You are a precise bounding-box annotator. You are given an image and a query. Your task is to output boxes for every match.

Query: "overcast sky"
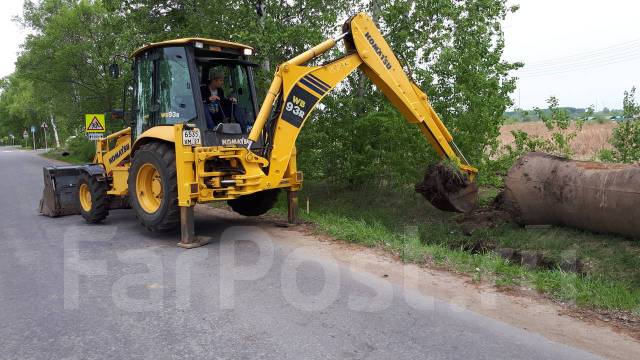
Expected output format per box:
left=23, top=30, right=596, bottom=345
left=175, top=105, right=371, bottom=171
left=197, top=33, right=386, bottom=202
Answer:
left=1, top=0, right=639, bottom=110
left=504, top=0, right=640, bottom=110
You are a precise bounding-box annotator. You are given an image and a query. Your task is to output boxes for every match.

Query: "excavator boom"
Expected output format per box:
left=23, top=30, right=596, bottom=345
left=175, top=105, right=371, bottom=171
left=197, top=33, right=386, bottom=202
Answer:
left=248, top=13, right=478, bottom=212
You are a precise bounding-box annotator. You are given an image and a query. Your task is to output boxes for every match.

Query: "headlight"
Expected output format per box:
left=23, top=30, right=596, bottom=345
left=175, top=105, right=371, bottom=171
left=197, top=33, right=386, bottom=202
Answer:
left=243, top=48, right=253, bottom=56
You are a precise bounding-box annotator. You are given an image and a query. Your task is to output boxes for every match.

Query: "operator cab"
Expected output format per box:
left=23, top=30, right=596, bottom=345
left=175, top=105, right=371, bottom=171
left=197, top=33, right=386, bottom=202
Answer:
left=131, top=38, right=262, bottom=148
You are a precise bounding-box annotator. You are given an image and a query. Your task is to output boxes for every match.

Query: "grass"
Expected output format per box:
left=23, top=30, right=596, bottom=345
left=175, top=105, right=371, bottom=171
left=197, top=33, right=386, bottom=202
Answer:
left=40, top=148, right=88, bottom=165
left=273, top=181, right=640, bottom=314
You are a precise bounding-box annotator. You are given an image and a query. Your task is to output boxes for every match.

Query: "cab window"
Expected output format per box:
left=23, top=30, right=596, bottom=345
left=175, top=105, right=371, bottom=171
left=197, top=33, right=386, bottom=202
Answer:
left=134, top=53, right=153, bottom=136
left=207, top=64, right=256, bottom=124
left=157, top=47, right=197, bottom=124
left=134, top=46, right=197, bottom=136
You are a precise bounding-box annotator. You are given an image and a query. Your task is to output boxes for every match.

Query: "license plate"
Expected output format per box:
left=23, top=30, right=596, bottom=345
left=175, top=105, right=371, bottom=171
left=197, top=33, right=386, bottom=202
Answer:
left=182, top=129, right=201, bottom=146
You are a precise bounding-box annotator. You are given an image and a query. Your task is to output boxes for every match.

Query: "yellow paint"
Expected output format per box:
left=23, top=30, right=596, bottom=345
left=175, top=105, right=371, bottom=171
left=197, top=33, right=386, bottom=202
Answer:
left=135, top=163, right=162, bottom=213
left=134, top=126, right=175, bottom=152
left=94, top=128, right=132, bottom=179
left=108, top=167, right=129, bottom=196
left=173, top=124, right=197, bottom=207
left=78, top=183, right=92, bottom=212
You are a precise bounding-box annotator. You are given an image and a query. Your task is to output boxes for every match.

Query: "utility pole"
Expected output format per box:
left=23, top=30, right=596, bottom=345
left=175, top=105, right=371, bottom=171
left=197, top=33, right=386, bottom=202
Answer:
left=41, top=122, right=49, bottom=149
left=31, top=125, right=36, bottom=150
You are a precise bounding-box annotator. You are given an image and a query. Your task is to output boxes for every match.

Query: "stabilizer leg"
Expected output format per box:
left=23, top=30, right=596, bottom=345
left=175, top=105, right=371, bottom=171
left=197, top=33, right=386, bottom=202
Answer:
left=177, top=206, right=211, bottom=249
left=287, top=190, right=299, bottom=224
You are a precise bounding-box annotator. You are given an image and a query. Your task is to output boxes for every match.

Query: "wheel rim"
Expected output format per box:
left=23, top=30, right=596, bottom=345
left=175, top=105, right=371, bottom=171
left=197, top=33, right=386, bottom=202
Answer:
left=136, top=163, right=163, bottom=214
left=79, top=183, right=92, bottom=212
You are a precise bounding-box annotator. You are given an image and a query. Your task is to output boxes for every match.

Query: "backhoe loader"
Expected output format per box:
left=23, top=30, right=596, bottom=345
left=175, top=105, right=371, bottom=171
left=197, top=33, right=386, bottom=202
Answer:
left=40, top=13, right=478, bottom=248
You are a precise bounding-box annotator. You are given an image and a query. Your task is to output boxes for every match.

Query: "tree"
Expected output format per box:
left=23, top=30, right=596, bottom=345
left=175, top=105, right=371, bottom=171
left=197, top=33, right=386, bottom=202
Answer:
left=583, top=105, right=595, bottom=121
left=601, top=88, right=640, bottom=163
left=623, top=87, right=639, bottom=119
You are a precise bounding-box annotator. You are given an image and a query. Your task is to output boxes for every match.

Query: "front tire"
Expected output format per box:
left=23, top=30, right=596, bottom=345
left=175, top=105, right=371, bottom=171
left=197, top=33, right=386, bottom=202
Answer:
left=128, top=142, right=180, bottom=231
left=77, top=173, right=109, bottom=223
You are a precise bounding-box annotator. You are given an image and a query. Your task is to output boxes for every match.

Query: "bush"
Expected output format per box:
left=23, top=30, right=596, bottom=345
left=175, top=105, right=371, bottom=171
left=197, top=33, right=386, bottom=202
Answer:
left=598, top=149, right=615, bottom=163
left=65, top=135, right=96, bottom=162
left=603, top=120, right=640, bottom=163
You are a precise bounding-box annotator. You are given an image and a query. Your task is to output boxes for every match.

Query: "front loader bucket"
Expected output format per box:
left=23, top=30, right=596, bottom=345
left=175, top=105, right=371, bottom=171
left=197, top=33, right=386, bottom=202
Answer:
left=39, top=166, right=82, bottom=217
left=415, top=162, right=479, bottom=213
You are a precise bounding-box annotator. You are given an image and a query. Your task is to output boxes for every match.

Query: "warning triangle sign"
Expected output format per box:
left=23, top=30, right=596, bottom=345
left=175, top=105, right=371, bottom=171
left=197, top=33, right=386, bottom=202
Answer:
left=87, top=116, right=105, bottom=131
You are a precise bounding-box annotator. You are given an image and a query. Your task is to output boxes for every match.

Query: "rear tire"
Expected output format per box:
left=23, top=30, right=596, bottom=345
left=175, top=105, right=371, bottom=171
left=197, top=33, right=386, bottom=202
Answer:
left=128, top=142, right=180, bottom=232
left=228, top=189, right=280, bottom=216
left=77, top=173, right=109, bottom=223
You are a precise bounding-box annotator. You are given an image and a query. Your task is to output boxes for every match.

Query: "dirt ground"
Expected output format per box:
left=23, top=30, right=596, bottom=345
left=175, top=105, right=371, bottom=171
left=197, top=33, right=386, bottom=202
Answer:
left=500, top=121, right=616, bottom=160
left=203, top=206, right=640, bottom=360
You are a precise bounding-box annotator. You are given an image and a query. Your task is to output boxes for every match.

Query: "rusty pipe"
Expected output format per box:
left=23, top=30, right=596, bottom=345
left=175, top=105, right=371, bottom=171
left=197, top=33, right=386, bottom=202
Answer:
left=503, top=152, right=640, bottom=238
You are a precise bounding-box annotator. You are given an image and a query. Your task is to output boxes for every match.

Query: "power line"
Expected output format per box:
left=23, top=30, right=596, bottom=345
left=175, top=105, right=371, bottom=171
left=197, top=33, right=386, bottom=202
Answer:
left=519, top=53, right=640, bottom=77
left=525, top=38, right=640, bottom=66
left=515, top=40, right=640, bottom=78
left=521, top=43, right=640, bottom=72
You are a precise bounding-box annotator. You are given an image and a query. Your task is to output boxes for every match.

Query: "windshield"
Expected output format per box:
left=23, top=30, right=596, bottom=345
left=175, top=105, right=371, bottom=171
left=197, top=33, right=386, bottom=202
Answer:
left=157, top=47, right=197, bottom=124
left=134, top=46, right=198, bottom=135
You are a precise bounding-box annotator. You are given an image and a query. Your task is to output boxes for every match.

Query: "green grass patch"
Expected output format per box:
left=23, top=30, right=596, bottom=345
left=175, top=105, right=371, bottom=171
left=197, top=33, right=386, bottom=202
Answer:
left=273, top=181, right=640, bottom=314
left=40, top=149, right=88, bottom=165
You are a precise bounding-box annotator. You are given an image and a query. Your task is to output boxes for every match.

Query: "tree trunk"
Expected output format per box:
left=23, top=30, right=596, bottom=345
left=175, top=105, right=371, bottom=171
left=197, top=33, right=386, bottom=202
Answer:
left=49, top=113, right=61, bottom=148
left=355, top=0, right=382, bottom=115
left=257, top=1, right=270, bottom=73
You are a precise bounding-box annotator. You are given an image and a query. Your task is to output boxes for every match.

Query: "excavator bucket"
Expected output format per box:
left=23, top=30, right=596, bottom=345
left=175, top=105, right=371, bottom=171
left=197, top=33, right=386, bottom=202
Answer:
left=415, top=162, right=479, bottom=213
left=39, top=166, right=82, bottom=217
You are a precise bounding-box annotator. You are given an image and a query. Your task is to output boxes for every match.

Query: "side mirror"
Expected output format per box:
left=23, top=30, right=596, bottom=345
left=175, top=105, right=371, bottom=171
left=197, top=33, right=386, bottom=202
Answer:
left=109, top=63, right=120, bottom=79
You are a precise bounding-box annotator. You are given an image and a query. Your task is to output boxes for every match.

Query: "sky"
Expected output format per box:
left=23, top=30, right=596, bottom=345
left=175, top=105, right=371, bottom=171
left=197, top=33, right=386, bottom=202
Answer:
left=503, top=0, right=640, bottom=110
left=0, top=0, right=639, bottom=110
left=1, top=0, right=25, bottom=80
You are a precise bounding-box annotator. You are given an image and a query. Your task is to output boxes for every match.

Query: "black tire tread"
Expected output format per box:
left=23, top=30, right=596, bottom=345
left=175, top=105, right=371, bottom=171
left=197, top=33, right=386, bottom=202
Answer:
left=78, top=173, right=110, bottom=223
left=128, top=142, right=180, bottom=232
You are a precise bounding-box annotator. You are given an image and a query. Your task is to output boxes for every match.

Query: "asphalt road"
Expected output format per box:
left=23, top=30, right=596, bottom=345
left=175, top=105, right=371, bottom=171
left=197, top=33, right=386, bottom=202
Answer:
left=0, top=149, right=602, bottom=360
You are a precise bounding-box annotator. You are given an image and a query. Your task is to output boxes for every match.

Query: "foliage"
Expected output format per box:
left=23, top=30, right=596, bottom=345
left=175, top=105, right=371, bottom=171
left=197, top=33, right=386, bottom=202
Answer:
left=623, top=87, right=639, bottom=119
left=600, top=120, right=640, bottom=163
left=481, top=96, right=584, bottom=186
left=1, top=0, right=520, bottom=192
left=582, top=105, right=595, bottom=121
left=599, top=87, right=640, bottom=163
left=66, top=135, right=97, bottom=162
left=532, top=96, right=583, bottom=157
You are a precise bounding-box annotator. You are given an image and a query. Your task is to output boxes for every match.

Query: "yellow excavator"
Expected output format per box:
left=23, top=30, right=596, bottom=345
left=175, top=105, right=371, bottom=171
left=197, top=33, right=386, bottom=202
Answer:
left=40, top=13, right=478, bottom=248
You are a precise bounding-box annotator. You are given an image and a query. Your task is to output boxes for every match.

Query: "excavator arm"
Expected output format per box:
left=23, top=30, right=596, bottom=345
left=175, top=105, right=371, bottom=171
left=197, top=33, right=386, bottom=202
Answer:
left=247, top=12, right=478, bottom=212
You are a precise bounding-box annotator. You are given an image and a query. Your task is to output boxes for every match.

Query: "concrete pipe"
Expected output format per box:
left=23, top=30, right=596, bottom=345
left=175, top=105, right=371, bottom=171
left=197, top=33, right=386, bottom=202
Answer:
left=502, top=152, right=640, bottom=239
